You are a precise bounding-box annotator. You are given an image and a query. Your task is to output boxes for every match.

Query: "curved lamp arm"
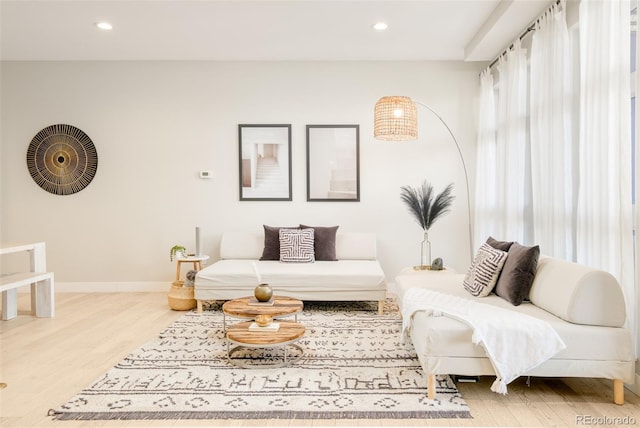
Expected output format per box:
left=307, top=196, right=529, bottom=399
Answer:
left=414, top=100, right=474, bottom=264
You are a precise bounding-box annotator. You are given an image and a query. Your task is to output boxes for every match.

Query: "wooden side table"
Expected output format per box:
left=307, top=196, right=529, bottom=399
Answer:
left=395, top=265, right=460, bottom=313
left=169, top=255, right=209, bottom=311
left=175, top=255, right=210, bottom=281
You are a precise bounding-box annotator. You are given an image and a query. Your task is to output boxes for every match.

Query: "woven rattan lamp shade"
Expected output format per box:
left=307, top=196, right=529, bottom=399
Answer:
left=374, top=96, right=418, bottom=141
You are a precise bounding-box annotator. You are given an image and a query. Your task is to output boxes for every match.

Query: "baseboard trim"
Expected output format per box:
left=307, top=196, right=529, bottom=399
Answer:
left=55, top=281, right=170, bottom=292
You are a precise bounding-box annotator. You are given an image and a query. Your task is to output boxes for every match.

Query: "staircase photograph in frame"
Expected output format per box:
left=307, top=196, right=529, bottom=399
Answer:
left=239, top=124, right=292, bottom=201
left=306, top=124, right=360, bottom=202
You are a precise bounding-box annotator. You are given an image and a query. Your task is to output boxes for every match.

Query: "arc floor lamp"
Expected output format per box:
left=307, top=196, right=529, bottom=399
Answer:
left=373, top=95, right=473, bottom=264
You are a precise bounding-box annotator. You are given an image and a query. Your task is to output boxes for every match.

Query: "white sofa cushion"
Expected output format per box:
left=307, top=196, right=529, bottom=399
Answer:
left=529, top=257, right=626, bottom=327
left=196, top=259, right=257, bottom=287
left=196, top=259, right=386, bottom=292
left=220, top=232, right=264, bottom=260
left=335, top=233, right=377, bottom=260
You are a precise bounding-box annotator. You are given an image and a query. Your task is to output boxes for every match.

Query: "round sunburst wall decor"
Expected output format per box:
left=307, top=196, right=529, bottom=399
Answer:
left=26, top=124, right=98, bottom=195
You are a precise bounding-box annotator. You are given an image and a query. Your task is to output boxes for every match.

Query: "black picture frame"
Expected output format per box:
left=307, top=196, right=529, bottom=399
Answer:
left=239, top=124, right=292, bottom=201
left=306, top=124, right=360, bottom=202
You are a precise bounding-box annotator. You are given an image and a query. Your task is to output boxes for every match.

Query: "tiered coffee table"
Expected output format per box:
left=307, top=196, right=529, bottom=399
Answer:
left=226, top=321, right=305, bottom=368
left=222, top=296, right=305, bottom=368
left=221, top=295, right=303, bottom=330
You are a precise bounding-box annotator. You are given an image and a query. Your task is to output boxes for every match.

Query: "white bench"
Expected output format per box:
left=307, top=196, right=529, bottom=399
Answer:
left=1, top=243, right=55, bottom=320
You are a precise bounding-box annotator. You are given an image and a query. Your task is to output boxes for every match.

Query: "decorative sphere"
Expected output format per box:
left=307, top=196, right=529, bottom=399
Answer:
left=431, top=257, right=444, bottom=271
left=254, top=283, right=273, bottom=302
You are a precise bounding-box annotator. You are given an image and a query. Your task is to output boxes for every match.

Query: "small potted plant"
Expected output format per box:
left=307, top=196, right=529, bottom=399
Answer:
left=169, top=245, right=187, bottom=261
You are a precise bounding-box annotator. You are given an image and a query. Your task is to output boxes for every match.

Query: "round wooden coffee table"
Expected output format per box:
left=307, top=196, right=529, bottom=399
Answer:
left=222, top=295, right=303, bottom=330
left=226, top=321, right=305, bottom=368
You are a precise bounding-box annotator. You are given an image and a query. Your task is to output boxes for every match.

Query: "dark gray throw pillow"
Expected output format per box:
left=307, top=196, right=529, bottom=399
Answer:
left=494, top=243, right=540, bottom=306
left=486, top=236, right=514, bottom=252
left=300, top=224, right=339, bottom=261
left=259, top=225, right=299, bottom=260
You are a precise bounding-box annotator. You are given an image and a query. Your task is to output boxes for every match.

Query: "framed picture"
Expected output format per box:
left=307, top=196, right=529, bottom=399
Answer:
left=239, top=124, right=292, bottom=201
left=306, top=124, right=360, bottom=202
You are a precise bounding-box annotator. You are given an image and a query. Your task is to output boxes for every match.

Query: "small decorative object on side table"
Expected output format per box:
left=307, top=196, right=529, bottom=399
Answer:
left=431, top=257, right=444, bottom=270
left=169, top=245, right=187, bottom=261
left=413, top=258, right=445, bottom=271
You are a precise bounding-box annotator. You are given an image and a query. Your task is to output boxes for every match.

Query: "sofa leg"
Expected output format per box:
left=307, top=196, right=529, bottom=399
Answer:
left=196, top=300, right=203, bottom=314
left=613, top=379, right=624, bottom=405
left=427, top=374, right=436, bottom=400
left=378, top=300, right=384, bottom=315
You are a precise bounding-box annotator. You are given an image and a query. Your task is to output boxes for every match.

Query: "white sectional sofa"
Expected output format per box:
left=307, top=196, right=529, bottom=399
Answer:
left=194, top=231, right=387, bottom=313
left=396, top=256, right=634, bottom=405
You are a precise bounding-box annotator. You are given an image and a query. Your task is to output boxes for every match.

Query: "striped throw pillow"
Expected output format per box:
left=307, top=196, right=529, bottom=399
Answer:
left=279, top=228, right=315, bottom=263
left=463, top=243, right=508, bottom=297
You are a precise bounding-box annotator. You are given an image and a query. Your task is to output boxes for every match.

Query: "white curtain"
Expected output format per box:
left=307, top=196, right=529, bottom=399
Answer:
left=530, top=0, right=575, bottom=260
left=495, top=39, right=530, bottom=243
left=474, top=69, right=498, bottom=250
left=577, top=0, right=634, bottom=336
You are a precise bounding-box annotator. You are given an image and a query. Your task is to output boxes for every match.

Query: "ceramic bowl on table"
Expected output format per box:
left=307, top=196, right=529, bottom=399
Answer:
left=255, top=314, right=273, bottom=327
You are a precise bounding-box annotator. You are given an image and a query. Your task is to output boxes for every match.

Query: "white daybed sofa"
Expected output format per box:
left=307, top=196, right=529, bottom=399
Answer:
left=194, top=231, right=387, bottom=313
left=396, top=256, right=634, bottom=405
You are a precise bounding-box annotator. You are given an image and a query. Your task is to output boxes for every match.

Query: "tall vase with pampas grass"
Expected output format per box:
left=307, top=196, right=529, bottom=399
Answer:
left=400, top=181, right=455, bottom=268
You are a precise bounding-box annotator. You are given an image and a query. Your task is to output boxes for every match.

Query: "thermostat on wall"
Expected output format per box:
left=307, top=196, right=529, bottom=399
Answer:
left=199, top=171, right=213, bottom=179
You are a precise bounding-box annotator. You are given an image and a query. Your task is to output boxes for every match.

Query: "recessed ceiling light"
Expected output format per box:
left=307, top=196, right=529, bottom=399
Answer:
left=373, top=22, right=388, bottom=31
left=95, top=22, right=113, bottom=30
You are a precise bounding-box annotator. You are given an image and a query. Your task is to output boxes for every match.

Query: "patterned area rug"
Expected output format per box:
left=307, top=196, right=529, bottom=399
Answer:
left=51, top=300, right=471, bottom=420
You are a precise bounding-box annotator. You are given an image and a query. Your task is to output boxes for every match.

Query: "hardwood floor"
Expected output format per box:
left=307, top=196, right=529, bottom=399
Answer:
left=1, top=292, right=639, bottom=427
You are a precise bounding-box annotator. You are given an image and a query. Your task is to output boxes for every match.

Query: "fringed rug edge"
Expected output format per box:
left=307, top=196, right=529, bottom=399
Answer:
left=49, top=409, right=473, bottom=421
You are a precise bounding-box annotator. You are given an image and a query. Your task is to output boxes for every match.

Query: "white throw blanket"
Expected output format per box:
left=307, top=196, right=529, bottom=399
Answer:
left=401, top=288, right=566, bottom=394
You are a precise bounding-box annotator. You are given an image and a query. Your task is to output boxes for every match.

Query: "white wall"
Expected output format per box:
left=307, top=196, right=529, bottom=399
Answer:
left=0, top=60, right=483, bottom=289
